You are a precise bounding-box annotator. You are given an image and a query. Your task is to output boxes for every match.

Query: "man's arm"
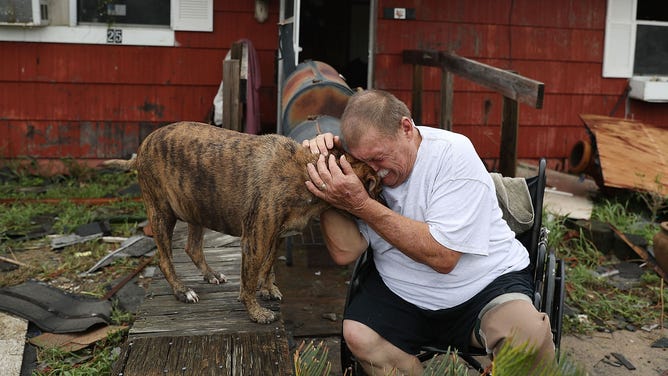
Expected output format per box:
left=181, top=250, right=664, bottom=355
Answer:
left=307, top=153, right=461, bottom=273
left=348, top=197, right=461, bottom=274
left=318, top=209, right=368, bottom=265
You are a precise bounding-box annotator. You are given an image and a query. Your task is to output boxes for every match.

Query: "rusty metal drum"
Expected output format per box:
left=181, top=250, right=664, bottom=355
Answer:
left=281, top=60, right=353, bottom=136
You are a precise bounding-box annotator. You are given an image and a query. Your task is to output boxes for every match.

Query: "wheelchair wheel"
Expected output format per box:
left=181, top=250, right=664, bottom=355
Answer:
left=553, top=259, right=565, bottom=354
left=543, top=251, right=556, bottom=319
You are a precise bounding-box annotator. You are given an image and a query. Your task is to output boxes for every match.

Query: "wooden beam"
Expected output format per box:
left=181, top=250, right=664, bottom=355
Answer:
left=223, top=59, right=241, bottom=132
left=499, top=96, right=520, bottom=177
left=441, top=69, right=453, bottom=130
left=403, top=50, right=544, bottom=109
left=411, top=64, right=423, bottom=126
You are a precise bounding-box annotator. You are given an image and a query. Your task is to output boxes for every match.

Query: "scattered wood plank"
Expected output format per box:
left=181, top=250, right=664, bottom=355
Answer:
left=609, top=224, right=667, bottom=282
left=579, top=114, right=668, bottom=195
left=112, top=223, right=291, bottom=375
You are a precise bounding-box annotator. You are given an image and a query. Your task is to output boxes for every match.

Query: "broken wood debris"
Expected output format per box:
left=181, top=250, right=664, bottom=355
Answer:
left=609, top=224, right=667, bottom=281
left=80, top=235, right=155, bottom=276
left=578, top=114, right=668, bottom=195
left=29, top=325, right=128, bottom=352
left=50, top=233, right=103, bottom=250
left=0, top=255, right=30, bottom=268
left=610, top=352, right=636, bottom=370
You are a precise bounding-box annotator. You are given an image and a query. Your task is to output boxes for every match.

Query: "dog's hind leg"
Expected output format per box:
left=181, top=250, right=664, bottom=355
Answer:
left=185, top=224, right=227, bottom=284
left=146, top=203, right=199, bottom=303
left=239, top=238, right=277, bottom=324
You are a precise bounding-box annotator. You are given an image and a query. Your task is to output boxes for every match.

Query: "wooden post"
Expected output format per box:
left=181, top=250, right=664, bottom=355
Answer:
left=223, top=59, right=241, bottom=131
left=411, top=64, right=423, bottom=126
left=440, top=69, right=453, bottom=130
left=499, top=96, right=519, bottom=177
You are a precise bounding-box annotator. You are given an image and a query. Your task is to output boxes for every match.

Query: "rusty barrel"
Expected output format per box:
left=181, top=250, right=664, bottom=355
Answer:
left=281, top=60, right=353, bottom=136
left=286, top=115, right=342, bottom=144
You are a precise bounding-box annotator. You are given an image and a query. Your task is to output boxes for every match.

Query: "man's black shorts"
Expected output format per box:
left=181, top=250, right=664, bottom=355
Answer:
left=343, top=262, right=533, bottom=355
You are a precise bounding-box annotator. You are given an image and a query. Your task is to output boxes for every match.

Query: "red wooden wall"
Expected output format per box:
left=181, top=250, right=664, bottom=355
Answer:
left=0, top=0, right=280, bottom=172
left=1, top=0, right=666, bottom=174
left=373, top=0, right=668, bottom=169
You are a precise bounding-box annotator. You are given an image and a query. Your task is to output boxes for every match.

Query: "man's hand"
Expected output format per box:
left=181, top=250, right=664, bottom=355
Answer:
left=302, top=133, right=341, bottom=156
left=306, top=154, right=372, bottom=215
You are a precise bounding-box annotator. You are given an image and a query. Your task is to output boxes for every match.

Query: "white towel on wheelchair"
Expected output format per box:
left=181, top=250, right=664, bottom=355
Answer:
left=490, top=173, right=534, bottom=234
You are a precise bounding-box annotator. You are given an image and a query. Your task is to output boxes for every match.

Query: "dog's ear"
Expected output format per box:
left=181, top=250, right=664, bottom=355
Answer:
left=329, top=146, right=344, bottom=159
left=363, top=173, right=382, bottom=200
left=362, top=171, right=383, bottom=201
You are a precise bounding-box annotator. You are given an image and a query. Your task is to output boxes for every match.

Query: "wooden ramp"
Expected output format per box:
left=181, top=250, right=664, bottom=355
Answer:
left=111, top=223, right=292, bottom=375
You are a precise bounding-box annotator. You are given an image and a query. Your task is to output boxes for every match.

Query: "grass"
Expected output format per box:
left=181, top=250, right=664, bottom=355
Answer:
left=0, top=161, right=147, bottom=374
left=543, top=209, right=667, bottom=334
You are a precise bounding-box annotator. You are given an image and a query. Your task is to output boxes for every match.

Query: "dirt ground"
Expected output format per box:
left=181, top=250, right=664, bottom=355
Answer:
left=561, top=329, right=668, bottom=376
left=277, top=242, right=668, bottom=376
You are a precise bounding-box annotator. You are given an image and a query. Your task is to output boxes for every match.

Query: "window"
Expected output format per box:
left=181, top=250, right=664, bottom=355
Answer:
left=78, top=0, right=171, bottom=27
left=603, top=0, right=668, bottom=77
left=0, top=0, right=212, bottom=46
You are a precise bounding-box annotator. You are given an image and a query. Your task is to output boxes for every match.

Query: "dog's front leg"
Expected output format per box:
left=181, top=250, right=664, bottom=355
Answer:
left=239, top=239, right=277, bottom=324
left=258, top=242, right=282, bottom=301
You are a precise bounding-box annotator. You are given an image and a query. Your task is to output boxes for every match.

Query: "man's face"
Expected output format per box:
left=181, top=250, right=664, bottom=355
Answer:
left=348, top=120, right=418, bottom=188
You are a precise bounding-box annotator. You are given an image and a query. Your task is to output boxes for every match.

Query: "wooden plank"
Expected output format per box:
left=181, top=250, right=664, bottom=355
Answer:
left=499, top=97, right=520, bottom=176
left=115, top=223, right=292, bottom=374
left=117, top=330, right=290, bottom=374
left=441, top=69, right=453, bottom=130
left=411, top=64, right=423, bottom=125
left=402, top=50, right=544, bottom=109
left=579, top=114, right=668, bottom=195
left=223, top=59, right=241, bottom=131
left=120, top=336, right=173, bottom=376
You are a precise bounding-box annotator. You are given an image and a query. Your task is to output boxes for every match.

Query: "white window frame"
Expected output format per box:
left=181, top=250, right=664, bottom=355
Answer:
left=603, top=0, right=668, bottom=78
left=0, top=0, right=213, bottom=46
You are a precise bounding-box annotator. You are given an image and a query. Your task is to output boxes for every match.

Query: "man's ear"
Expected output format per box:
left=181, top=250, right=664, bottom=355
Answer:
left=400, top=117, right=414, bottom=135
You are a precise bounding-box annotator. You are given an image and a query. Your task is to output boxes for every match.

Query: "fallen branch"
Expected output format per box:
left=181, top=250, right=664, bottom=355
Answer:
left=102, top=256, right=154, bottom=301
left=0, top=255, right=31, bottom=268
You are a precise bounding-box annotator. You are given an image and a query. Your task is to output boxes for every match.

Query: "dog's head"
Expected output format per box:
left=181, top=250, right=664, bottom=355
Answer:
left=329, top=148, right=383, bottom=200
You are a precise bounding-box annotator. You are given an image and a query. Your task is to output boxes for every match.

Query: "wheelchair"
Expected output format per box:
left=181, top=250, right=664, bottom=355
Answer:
left=340, top=158, right=565, bottom=374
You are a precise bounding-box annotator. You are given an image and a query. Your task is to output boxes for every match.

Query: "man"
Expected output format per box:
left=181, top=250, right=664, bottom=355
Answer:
left=303, top=89, right=554, bottom=375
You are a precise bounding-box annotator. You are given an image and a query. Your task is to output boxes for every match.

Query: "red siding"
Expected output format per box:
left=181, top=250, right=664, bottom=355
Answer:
left=0, top=0, right=280, bottom=170
left=1, top=0, right=667, bottom=174
left=374, top=0, right=668, bottom=167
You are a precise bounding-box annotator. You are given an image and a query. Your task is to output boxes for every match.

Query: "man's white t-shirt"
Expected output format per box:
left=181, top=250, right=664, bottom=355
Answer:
left=358, top=126, right=529, bottom=311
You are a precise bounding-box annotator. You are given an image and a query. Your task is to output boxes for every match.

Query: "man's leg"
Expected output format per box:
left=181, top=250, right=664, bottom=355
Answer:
left=343, top=319, right=423, bottom=376
left=478, top=299, right=555, bottom=363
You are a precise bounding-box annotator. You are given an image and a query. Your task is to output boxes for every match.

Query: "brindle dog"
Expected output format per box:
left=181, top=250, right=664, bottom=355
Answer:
left=105, top=121, right=381, bottom=323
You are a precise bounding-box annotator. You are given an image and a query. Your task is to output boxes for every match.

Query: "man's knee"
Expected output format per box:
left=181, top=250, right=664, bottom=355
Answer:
left=343, top=319, right=375, bottom=354
left=479, top=299, right=555, bottom=361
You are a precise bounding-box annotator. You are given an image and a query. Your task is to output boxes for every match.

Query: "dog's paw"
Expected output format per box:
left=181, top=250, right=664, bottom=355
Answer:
left=249, top=307, right=277, bottom=324
left=204, top=272, right=227, bottom=285
left=175, top=289, right=199, bottom=303
left=259, top=285, right=283, bottom=301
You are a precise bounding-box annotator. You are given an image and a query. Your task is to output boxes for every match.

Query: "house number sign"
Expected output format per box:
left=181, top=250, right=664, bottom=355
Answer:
left=107, top=29, right=123, bottom=44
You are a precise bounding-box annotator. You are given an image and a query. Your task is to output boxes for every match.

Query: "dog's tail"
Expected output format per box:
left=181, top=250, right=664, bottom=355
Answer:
left=100, top=154, right=137, bottom=171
